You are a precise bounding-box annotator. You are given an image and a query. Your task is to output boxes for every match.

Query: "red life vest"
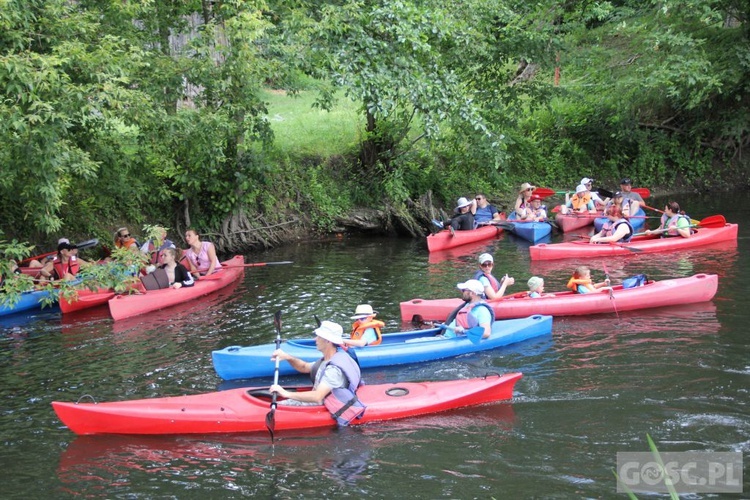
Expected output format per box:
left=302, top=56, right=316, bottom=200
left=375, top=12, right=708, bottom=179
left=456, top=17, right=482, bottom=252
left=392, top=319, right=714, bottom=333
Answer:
left=52, top=257, right=79, bottom=280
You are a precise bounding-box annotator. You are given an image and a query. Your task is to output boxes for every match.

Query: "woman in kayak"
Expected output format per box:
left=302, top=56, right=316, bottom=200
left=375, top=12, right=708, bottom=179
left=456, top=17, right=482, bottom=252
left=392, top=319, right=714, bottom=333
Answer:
left=343, top=304, right=384, bottom=347
left=158, top=248, right=194, bottom=289
left=567, top=266, right=610, bottom=294
left=589, top=205, right=634, bottom=244
left=645, top=201, right=692, bottom=238
left=114, top=227, right=139, bottom=252
left=473, top=253, right=515, bottom=300
left=270, top=321, right=366, bottom=426
left=513, top=182, right=536, bottom=220
left=184, top=229, right=222, bottom=277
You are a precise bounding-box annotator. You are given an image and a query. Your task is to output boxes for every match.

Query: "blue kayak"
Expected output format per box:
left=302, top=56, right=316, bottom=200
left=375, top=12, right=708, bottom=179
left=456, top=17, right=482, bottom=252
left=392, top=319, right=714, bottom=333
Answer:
left=212, top=314, right=553, bottom=380
left=0, top=289, right=52, bottom=317
left=594, top=207, right=646, bottom=232
left=503, top=213, right=553, bottom=243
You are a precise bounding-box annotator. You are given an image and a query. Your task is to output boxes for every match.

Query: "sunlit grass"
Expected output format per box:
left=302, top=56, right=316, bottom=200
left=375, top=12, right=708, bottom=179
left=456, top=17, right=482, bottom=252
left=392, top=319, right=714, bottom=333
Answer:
left=261, top=89, right=362, bottom=158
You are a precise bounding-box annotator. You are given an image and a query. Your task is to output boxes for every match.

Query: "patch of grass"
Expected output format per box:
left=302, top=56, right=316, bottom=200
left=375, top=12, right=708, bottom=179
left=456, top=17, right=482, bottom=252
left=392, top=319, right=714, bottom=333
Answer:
left=261, top=90, right=362, bottom=158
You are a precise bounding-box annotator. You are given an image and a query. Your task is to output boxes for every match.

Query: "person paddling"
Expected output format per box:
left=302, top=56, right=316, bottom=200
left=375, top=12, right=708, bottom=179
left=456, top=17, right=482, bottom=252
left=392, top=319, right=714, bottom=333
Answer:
left=590, top=205, right=634, bottom=244
left=645, top=201, right=692, bottom=238
left=566, top=266, right=610, bottom=294
left=270, top=321, right=366, bottom=426
left=444, top=279, right=494, bottom=340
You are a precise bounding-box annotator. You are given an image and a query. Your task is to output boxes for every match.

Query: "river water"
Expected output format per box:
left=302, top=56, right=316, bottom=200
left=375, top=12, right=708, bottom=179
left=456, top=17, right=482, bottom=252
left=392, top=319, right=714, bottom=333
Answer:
left=1, top=193, right=748, bottom=498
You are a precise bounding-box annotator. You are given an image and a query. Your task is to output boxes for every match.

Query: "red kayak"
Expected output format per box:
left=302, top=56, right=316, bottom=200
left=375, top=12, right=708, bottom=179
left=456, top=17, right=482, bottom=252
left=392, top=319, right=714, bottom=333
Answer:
left=59, top=288, right=116, bottom=314
left=554, top=212, right=601, bottom=232
left=427, top=214, right=506, bottom=252
left=108, top=256, right=245, bottom=321
left=400, top=274, right=718, bottom=321
left=52, top=373, right=522, bottom=435
left=529, top=224, right=737, bottom=261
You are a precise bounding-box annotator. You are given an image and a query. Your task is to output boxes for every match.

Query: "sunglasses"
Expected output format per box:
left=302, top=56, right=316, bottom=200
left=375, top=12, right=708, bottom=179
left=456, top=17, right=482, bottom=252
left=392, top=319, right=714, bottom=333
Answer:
left=526, top=188, right=534, bottom=191
left=480, top=262, right=493, bottom=267
left=120, top=233, right=130, bottom=238
left=475, top=197, right=483, bottom=201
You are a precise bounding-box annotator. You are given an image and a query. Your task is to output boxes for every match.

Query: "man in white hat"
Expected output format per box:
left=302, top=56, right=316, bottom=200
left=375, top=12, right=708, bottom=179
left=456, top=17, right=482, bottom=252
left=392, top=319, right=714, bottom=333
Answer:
left=444, top=279, right=495, bottom=340
left=344, top=304, right=385, bottom=347
left=270, top=321, right=365, bottom=425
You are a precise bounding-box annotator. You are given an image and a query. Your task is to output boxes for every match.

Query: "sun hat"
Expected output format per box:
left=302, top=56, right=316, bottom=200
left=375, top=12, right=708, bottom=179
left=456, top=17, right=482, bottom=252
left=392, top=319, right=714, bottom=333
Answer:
left=457, top=279, right=484, bottom=295
left=527, top=276, right=544, bottom=292
left=519, top=182, right=536, bottom=193
left=455, top=197, right=472, bottom=209
left=478, top=253, right=493, bottom=265
left=620, top=178, right=632, bottom=185
left=314, top=321, right=344, bottom=345
left=580, top=177, right=593, bottom=185
left=351, top=304, right=377, bottom=319
left=575, top=184, right=588, bottom=194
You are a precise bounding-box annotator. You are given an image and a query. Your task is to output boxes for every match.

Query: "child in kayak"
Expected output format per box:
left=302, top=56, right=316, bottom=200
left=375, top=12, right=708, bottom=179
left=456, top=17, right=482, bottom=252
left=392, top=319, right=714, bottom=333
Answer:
left=566, top=266, right=610, bottom=294
left=527, top=276, right=555, bottom=298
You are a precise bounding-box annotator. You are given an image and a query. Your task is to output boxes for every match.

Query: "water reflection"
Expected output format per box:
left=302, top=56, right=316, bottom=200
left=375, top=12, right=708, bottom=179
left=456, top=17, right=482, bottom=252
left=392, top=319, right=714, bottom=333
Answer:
left=57, top=403, right=517, bottom=494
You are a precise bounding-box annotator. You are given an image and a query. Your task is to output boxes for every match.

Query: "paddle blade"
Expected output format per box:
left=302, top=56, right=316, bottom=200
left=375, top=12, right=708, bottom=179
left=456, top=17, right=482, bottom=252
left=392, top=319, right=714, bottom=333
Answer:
left=265, top=402, right=277, bottom=442
left=533, top=187, right=556, bottom=199
left=273, top=310, right=282, bottom=336
left=465, top=326, right=486, bottom=344
left=597, top=188, right=614, bottom=199
left=698, top=215, right=726, bottom=228
left=314, top=314, right=322, bottom=327
left=633, top=188, right=650, bottom=199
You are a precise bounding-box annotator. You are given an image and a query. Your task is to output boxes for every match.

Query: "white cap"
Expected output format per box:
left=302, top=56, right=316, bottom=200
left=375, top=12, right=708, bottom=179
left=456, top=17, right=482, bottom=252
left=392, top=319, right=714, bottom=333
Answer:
left=575, top=184, right=588, bottom=194
left=457, top=279, right=484, bottom=295
left=478, top=253, right=493, bottom=265
left=580, top=177, right=593, bottom=185
left=314, top=321, right=344, bottom=345
left=57, top=238, right=70, bottom=245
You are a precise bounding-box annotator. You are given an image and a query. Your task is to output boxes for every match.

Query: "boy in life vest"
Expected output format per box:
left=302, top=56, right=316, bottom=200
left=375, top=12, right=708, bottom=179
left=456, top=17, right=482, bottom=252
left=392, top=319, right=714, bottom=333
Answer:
left=343, top=304, right=384, bottom=347
left=270, top=321, right=366, bottom=426
left=566, top=266, right=610, bottom=294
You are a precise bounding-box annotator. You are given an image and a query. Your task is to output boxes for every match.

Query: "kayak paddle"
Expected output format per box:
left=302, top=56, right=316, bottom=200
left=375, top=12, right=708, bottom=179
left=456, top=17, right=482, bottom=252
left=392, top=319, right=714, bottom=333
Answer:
left=596, top=187, right=649, bottom=199
left=265, top=310, right=283, bottom=442
left=632, top=215, right=726, bottom=237
left=436, top=323, right=486, bottom=345
left=19, top=238, right=100, bottom=265
left=532, top=187, right=557, bottom=199
left=602, top=263, right=619, bottom=320
left=224, top=261, right=293, bottom=268
left=640, top=204, right=707, bottom=225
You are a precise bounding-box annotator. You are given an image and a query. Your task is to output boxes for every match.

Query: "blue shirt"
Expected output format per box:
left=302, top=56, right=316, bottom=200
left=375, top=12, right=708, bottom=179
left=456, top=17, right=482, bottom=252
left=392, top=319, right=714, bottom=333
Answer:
left=474, top=204, right=499, bottom=223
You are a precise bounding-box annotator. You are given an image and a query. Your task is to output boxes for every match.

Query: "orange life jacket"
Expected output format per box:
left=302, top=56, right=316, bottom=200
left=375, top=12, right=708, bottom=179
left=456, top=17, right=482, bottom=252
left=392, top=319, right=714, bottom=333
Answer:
left=566, top=276, right=595, bottom=293
left=570, top=193, right=592, bottom=211
left=350, top=319, right=385, bottom=346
